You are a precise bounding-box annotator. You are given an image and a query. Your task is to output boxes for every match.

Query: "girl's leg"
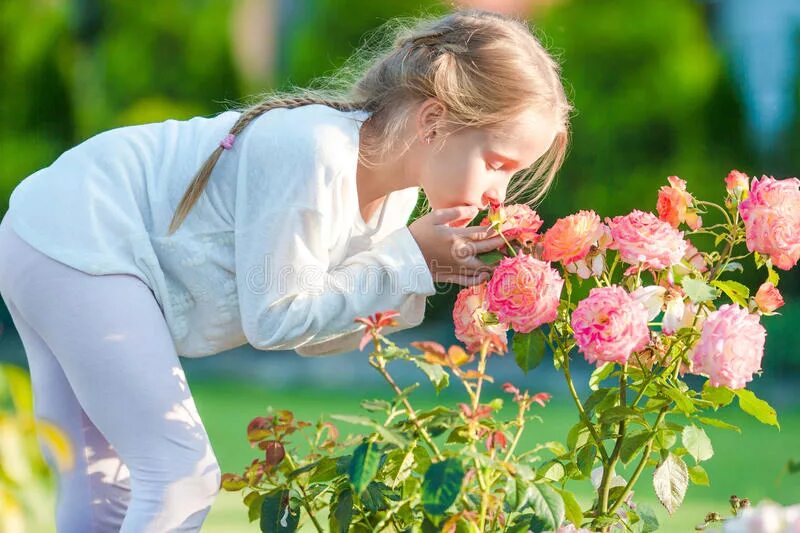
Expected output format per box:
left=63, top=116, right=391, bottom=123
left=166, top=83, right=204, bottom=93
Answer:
left=0, top=220, right=221, bottom=532
left=6, top=298, right=132, bottom=532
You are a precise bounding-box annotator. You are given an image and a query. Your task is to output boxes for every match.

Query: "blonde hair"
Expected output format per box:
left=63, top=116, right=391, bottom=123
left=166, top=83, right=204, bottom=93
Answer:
left=167, top=8, right=572, bottom=235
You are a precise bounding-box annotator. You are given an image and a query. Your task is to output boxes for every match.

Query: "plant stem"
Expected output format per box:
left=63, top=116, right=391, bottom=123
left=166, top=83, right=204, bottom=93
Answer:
left=284, top=453, right=325, bottom=532
left=696, top=200, right=733, bottom=227
left=369, top=341, right=444, bottom=461
left=560, top=344, right=610, bottom=463
left=472, top=341, right=490, bottom=412
left=598, top=364, right=628, bottom=520
left=605, top=405, right=670, bottom=518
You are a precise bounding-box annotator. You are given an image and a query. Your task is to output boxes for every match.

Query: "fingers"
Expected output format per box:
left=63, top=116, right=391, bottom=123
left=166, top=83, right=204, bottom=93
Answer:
left=430, top=206, right=479, bottom=226
left=454, top=225, right=498, bottom=239
left=469, top=234, right=508, bottom=254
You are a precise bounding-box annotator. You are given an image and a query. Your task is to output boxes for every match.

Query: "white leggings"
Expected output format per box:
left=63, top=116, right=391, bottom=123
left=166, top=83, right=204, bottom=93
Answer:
left=0, top=214, right=221, bottom=532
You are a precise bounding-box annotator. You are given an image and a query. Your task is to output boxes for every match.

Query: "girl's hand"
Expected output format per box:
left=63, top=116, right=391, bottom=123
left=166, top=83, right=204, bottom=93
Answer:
left=408, top=206, right=506, bottom=286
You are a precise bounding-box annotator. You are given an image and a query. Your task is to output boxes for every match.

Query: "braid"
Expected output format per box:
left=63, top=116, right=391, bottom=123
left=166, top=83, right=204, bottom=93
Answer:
left=166, top=95, right=362, bottom=235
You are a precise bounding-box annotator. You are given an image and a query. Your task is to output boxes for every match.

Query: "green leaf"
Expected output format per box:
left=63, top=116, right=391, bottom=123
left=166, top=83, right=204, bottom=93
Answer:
left=523, top=482, right=565, bottom=532
left=681, top=425, right=713, bottom=463
left=329, top=486, right=353, bottom=533
left=735, top=389, right=780, bottom=429
left=701, top=383, right=735, bottom=409
left=555, top=488, right=583, bottom=531
left=620, top=431, right=652, bottom=465
left=681, top=277, right=719, bottom=304
left=711, top=280, right=750, bottom=308
left=512, top=330, right=546, bottom=374
left=478, top=250, right=505, bottom=266
left=537, top=460, right=566, bottom=483
left=652, top=453, right=689, bottom=515
left=583, top=388, right=614, bottom=417
left=599, top=406, right=643, bottom=425
left=330, top=415, right=409, bottom=447
left=422, top=458, right=465, bottom=516
left=361, top=482, right=392, bottom=512
left=247, top=492, right=267, bottom=523
left=637, top=503, right=660, bottom=532
left=663, top=387, right=696, bottom=415
left=360, top=399, right=392, bottom=413
left=767, top=266, right=780, bottom=286
left=688, top=464, right=710, bottom=486
left=347, top=441, right=382, bottom=496
left=696, top=416, right=741, bottom=434
left=260, top=489, right=300, bottom=532
left=413, top=359, right=450, bottom=394
left=576, top=444, right=596, bottom=478
left=589, top=363, right=615, bottom=391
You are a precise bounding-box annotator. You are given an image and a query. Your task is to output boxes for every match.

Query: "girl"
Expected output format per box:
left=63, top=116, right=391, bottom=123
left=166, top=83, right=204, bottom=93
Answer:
left=0, top=8, right=570, bottom=532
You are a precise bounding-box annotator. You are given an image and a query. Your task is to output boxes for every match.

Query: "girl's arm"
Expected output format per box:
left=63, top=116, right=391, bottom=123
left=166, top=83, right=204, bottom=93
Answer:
left=235, top=205, right=435, bottom=356
left=233, top=108, right=435, bottom=356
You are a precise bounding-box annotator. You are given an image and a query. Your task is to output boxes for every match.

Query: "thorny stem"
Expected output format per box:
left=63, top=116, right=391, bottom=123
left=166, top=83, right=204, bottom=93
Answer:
left=369, top=336, right=444, bottom=461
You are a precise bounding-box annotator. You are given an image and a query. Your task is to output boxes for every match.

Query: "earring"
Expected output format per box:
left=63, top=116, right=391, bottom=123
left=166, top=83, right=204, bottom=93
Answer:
left=424, top=131, right=435, bottom=144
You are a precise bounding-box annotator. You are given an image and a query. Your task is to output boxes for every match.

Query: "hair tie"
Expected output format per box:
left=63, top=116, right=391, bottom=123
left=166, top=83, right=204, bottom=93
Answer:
left=220, top=133, right=236, bottom=150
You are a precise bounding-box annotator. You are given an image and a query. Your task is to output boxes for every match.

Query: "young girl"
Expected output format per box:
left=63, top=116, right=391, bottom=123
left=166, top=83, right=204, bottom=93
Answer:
left=0, top=8, right=570, bottom=532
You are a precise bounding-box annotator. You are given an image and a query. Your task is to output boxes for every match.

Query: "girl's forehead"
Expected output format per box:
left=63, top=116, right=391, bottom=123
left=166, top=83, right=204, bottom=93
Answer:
left=486, top=110, right=559, bottom=163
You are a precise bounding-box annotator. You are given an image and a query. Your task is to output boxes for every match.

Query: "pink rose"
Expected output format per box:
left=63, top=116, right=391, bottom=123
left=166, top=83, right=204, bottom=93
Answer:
left=605, top=210, right=688, bottom=273
left=480, top=203, right=543, bottom=247
left=673, top=240, right=708, bottom=276
left=452, top=282, right=509, bottom=354
left=541, top=210, right=605, bottom=264
left=738, top=175, right=800, bottom=270
left=485, top=254, right=563, bottom=334
left=689, top=304, right=766, bottom=389
left=571, top=286, right=651, bottom=366
left=657, top=175, right=702, bottom=230
left=754, top=282, right=784, bottom=314
left=725, top=169, right=750, bottom=198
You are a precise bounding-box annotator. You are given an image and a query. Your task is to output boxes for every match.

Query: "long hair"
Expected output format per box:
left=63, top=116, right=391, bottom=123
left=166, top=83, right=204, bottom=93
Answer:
left=167, top=8, right=573, bottom=235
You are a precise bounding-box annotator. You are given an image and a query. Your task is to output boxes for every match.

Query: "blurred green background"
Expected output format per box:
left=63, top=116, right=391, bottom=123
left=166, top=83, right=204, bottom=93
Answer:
left=1, top=0, right=799, bottom=530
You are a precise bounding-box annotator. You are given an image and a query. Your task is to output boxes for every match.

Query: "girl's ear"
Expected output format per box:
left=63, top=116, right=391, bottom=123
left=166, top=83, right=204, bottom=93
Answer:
left=415, top=97, right=446, bottom=143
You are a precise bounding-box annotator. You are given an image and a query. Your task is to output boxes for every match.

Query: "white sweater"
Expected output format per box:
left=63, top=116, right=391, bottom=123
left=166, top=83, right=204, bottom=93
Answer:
left=5, top=104, right=436, bottom=357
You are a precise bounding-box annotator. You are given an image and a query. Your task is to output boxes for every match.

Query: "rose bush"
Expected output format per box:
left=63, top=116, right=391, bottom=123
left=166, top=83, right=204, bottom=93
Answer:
left=221, top=170, right=798, bottom=532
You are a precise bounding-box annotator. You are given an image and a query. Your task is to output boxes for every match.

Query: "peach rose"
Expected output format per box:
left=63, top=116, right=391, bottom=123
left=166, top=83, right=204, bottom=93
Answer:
left=571, top=286, right=651, bottom=366
left=738, top=175, right=800, bottom=270
left=657, top=175, right=702, bottom=230
left=541, top=210, right=605, bottom=265
left=563, top=223, right=613, bottom=280
left=452, top=282, right=509, bottom=354
left=689, top=304, right=766, bottom=389
left=754, top=282, right=784, bottom=314
left=485, top=254, right=563, bottom=334
left=605, top=210, right=688, bottom=273
left=480, top=203, right=543, bottom=247
left=725, top=169, right=750, bottom=199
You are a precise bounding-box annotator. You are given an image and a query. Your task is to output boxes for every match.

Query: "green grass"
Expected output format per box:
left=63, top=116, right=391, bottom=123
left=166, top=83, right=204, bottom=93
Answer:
left=193, top=380, right=800, bottom=532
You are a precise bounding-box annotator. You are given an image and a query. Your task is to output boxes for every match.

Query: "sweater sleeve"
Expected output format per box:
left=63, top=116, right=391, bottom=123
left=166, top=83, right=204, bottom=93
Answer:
left=233, top=108, right=436, bottom=356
